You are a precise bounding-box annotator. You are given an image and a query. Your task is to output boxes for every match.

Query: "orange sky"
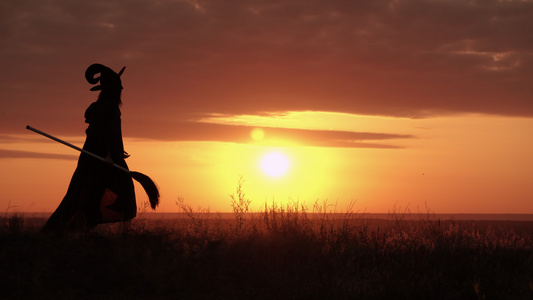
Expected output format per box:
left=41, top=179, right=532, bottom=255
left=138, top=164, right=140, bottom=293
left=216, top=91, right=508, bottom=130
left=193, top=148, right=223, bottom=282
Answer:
left=1, top=1, right=532, bottom=213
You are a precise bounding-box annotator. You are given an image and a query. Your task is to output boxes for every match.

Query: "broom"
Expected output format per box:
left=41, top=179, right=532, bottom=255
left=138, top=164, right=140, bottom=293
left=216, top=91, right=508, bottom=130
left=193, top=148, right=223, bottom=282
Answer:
left=26, top=125, right=160, bottom=209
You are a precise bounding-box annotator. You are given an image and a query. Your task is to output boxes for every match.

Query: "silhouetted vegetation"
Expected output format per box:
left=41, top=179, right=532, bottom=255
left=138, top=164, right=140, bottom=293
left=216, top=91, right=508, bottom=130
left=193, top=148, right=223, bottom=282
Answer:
left=2, top=199, right=533, bottom=299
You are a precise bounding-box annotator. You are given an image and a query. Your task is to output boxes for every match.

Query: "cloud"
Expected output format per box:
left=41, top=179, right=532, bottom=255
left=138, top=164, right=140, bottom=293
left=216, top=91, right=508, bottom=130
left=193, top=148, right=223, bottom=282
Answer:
left=0, top=135, right=29, bottom=143
left=1, top=0, right=532, bottom=138
left=0, top=149, right=77, bottom=160
left=126, top=120, right=412, bottom=148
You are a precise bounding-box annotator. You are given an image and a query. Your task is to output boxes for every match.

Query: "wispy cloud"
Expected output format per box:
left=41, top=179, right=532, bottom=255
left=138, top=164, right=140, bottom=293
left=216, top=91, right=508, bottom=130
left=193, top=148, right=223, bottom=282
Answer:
left=0, top=149, right=77, bottom=161
left=127, top=120, right=413, bottom=148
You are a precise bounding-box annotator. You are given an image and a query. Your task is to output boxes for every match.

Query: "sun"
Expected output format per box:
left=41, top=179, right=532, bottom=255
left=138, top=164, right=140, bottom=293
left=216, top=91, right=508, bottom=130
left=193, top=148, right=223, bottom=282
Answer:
left=260, top=152, right=290, bottom=177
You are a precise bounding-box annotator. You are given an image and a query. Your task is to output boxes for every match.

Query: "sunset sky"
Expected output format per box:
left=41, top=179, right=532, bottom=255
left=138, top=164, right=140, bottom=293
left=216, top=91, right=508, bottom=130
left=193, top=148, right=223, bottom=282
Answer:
left=1, top=0, right=532, bottom=214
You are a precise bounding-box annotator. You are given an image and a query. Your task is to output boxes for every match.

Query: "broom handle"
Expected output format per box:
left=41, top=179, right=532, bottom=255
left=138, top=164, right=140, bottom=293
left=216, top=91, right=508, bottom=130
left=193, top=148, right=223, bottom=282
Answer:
left=26, top=125, right=131, bottom=174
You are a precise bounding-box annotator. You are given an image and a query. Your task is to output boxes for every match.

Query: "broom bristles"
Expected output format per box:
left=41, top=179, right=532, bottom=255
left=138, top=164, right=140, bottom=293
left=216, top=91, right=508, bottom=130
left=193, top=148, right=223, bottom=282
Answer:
left=130, top=171, right=160, bottom=209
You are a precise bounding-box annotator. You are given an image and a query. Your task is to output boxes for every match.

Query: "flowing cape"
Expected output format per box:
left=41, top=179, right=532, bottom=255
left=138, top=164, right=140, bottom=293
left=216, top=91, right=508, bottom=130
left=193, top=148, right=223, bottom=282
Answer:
left=42, top=101, right=136, bottom=233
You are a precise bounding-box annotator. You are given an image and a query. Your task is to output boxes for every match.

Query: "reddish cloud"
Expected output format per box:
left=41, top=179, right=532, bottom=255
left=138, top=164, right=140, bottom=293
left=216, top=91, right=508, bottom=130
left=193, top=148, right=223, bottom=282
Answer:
left=1, top=0, right=532, bottom=142
left=0, top=149, right=77, bottom=160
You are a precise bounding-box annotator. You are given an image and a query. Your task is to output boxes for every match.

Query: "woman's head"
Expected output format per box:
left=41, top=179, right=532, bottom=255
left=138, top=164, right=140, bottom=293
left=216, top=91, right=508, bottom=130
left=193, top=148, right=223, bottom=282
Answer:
left=85, top=63, right=125, bottom=104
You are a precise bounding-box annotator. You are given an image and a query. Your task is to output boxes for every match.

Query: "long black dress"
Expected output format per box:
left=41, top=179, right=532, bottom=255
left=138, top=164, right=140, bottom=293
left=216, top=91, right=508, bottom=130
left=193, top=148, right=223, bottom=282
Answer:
left=41, top=96, right=136, bottom=233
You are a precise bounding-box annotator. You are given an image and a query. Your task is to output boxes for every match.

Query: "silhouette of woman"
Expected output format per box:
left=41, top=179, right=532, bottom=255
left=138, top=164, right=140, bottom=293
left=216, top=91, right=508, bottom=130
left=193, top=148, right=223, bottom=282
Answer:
left=41, top=64, right=136, bottom=233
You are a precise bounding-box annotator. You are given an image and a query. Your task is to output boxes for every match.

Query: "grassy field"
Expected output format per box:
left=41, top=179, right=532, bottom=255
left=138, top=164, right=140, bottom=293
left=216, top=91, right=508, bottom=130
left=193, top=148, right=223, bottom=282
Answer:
left=2, top=199, right=533, bottom=299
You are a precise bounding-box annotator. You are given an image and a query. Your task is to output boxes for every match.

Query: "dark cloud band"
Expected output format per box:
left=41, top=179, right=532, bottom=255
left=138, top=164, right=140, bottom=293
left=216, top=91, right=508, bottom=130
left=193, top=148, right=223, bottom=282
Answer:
left=0, top=149, right=77, bottom=161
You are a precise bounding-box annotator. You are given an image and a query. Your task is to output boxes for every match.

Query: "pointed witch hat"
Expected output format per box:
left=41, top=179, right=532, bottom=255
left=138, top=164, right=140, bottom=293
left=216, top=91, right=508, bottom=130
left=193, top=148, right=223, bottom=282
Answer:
left=85, top=63, right=126, bottom=91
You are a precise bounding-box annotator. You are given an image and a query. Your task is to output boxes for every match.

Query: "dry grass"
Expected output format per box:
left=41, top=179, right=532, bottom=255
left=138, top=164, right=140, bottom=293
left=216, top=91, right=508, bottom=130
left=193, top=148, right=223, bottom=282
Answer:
left=2, top=197, right=533, bottom=299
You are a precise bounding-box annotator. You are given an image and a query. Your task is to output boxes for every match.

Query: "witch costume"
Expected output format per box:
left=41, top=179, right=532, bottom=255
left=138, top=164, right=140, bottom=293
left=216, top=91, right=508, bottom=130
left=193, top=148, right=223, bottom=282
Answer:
left=41, top=64, right=136, bottom=233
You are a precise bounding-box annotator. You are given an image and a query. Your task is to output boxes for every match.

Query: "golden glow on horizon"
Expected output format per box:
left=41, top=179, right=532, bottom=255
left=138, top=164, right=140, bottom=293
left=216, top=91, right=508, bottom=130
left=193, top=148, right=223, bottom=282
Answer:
left=260, top=152, right=290, bottom=177
left=1, top=114, right=533, bottom=214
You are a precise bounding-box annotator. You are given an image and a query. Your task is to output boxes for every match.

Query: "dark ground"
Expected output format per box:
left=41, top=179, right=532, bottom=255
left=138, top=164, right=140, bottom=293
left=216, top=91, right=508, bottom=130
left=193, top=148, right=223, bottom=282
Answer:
left=2, top=214, right=533, bottom=299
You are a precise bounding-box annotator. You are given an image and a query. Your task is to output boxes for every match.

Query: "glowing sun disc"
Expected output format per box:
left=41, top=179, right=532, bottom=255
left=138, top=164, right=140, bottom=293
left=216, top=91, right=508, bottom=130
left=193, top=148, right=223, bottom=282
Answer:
left=260, top=152, right=290, bottom=177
